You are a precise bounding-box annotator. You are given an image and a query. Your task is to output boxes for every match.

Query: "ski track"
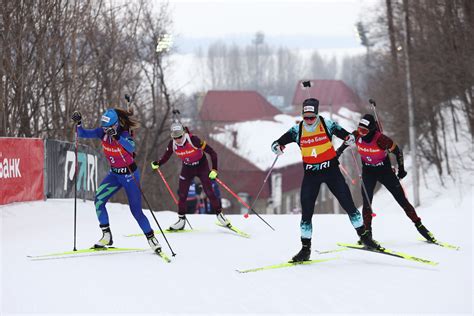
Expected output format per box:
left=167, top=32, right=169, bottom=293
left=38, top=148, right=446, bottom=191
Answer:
left=1, top=188, right=472, bottom=315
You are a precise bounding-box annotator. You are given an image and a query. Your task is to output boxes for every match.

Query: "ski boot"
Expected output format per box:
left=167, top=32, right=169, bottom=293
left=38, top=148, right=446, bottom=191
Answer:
left=146, top=231, right=162, bottom=254
left=217, top=212, right=231, bottom=228
left=291, top=238, right=311, bottom=262
left=94, top=225, right=113, bottom=249
left=357, top=227, right=372, bottom=246
left=169, top=215, right=186, bottom=231
left=356, top=227, right=383, bottom=250
left=415, top=221, right=437, bottom=243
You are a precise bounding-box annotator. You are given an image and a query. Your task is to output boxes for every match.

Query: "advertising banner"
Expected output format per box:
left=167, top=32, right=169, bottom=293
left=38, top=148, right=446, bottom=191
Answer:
left=0, top=138, right=44, bottom=205
left=45, top=140, right=108, bottom=200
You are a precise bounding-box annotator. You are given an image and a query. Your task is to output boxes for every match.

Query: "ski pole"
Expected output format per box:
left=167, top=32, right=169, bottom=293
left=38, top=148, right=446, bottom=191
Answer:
left=245, top=155, right=279, bottom=218
left=155, top=168, right=193, bottom=229
left=73, top=125, right=78, bottom=251
left=339, top=162, right=356, bottom=185
left=370, top=98, right=404, bottom=184
left=156, top=169, right=178, bottom=205
left=125, top=94, right=132, bottom=111
left=113, top=140, right=176, bottom=256
left=215, top=178, right=275, bottom=231
left=349, top=147, right=377, bottom=218
left=393, top=166, right=409, bottom=196
left=369, top=98, right=384, bottom=132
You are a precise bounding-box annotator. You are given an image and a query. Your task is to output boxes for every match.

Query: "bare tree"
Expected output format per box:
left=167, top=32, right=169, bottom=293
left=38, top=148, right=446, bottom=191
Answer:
left=354, top=0, right=474, bottom=181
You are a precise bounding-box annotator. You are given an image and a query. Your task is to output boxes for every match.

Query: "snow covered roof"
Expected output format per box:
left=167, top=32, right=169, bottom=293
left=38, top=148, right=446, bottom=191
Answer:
left=210, top=110, right=360, bottom=171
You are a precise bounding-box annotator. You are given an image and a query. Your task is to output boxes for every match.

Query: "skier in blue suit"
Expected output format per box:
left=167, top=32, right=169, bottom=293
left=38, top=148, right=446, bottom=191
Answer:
left=71, top=108, right=161, bottom=254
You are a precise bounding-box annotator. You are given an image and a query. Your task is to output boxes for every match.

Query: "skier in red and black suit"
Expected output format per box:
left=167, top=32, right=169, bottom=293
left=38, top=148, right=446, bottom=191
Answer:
left=337, top=114, right=436, bottom=242
left=271, top=98, right=382, bottom=263
left=151, top=122, right=228, bottom=230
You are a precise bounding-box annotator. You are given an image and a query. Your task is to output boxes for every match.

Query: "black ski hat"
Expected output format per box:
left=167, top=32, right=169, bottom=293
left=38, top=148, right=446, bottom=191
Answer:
left=302, top=98, right=319, bottom=115
left=358, top=114, right=377, bottom=131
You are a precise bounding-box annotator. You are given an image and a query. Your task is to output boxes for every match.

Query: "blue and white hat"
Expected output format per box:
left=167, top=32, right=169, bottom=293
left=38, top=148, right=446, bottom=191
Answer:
left=101, top=109, right=118, bottom=127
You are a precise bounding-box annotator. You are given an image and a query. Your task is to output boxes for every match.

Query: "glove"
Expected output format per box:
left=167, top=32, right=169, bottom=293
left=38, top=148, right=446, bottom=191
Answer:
left=71, top=111, right=82, bottom=125
left=105, top=127, right=117, bottom=137
left=344, top=134, right=355, bottom=146
left=150, top=161, right=160, bottom=170
left=271, top=141, right=285, bottom=155
left=397, top=168, right=407, bottom=179
left=209, top=169, right=218, bottom=180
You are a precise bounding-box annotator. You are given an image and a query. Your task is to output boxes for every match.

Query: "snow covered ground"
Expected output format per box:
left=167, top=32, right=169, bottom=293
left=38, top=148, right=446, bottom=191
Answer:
left=1, top=166, right=472, bottom=315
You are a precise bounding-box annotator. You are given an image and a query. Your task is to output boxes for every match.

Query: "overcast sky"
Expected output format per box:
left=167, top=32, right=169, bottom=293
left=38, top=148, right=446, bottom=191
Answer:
left=164, top=0, right=379, bottom=53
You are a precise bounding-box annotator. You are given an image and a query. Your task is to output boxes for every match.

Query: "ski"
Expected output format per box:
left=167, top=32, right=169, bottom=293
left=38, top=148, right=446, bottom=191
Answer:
left=336, top=242, right=439, bottom=266
left=236, top=257, right=339, bottom=273
left=28, top=247, right=147, bottom=261
left=418, top=238, right=460, bottom=250
left=216, top=222, right=251, bottom=238
left=156, top=250, right=172, bottom=263
left=315, top=247, right=349, bottom=255
left=124, top=229, right=197, bottom=237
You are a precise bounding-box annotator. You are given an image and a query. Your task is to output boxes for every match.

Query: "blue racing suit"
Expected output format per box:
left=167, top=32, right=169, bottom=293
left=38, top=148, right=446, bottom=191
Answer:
left=78, top=125, right=152, bottom=235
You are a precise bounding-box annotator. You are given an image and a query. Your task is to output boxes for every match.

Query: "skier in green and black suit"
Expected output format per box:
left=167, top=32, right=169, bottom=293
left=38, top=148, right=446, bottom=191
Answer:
left=271, top=98, right=382, bottom=262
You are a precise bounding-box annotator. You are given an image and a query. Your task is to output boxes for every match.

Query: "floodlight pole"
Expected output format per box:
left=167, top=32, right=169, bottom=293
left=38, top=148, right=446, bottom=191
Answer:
left=403, top=0, right=419, bottom=206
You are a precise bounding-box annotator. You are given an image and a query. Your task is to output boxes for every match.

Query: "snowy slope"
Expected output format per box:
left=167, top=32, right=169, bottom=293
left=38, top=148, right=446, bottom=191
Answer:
left=1, top=103, right=472, bottom=315
left=1, top=177, right=472, bottom=315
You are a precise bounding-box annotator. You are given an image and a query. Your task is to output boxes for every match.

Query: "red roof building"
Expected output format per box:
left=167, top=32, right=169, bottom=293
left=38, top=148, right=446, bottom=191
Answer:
left=292, top=80, right=363, bottom=114
left=200, top=90, right=282, bottom=123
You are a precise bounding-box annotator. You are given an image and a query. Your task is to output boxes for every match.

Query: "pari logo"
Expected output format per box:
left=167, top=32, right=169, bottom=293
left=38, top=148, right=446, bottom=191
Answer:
left=64, top=151, right=98, bottom=192
left=0, top=153, right=21, bottom=178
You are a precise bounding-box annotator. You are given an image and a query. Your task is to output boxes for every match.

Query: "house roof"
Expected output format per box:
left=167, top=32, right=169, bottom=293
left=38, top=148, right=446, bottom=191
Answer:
left=291, top=80, right=363, bottom=113
left=200, top=90, right=282, bottom=122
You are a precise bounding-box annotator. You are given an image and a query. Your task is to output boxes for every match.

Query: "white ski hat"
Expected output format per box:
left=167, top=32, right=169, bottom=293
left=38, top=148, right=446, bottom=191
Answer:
left=170, top=122, right=185, bottom=138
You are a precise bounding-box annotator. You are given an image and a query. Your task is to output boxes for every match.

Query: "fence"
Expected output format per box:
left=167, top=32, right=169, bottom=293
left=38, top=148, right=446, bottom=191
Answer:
left=0, top=137, right=108, bottom=205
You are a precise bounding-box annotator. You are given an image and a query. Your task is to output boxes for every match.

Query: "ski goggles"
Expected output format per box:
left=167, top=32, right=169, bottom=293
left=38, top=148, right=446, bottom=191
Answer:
left=358, top=126, right=370, bottom=136
left=102, top=122, right=119, bottom=132
left=303, top=115, right=317, bottom=122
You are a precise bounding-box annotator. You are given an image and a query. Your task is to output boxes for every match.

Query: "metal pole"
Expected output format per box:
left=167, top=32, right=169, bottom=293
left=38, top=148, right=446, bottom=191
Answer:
left=403, top=0, right=419, bottom=206
left=114, top=140, right=177, bottom=256
left=156, top=168, right=193, bottom=230
left=216, top=178, right=275, bottom=231
left=73, top=126, right=78, bottom=251
left=246, top=155, right=279, bottom=217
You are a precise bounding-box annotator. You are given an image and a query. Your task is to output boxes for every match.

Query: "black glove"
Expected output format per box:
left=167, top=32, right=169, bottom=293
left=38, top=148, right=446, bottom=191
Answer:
left=71, top=111, right=82, bottom=125
left=397, top=168, right=407, bottom=179
left=105, top=127, right=117, bottom=137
